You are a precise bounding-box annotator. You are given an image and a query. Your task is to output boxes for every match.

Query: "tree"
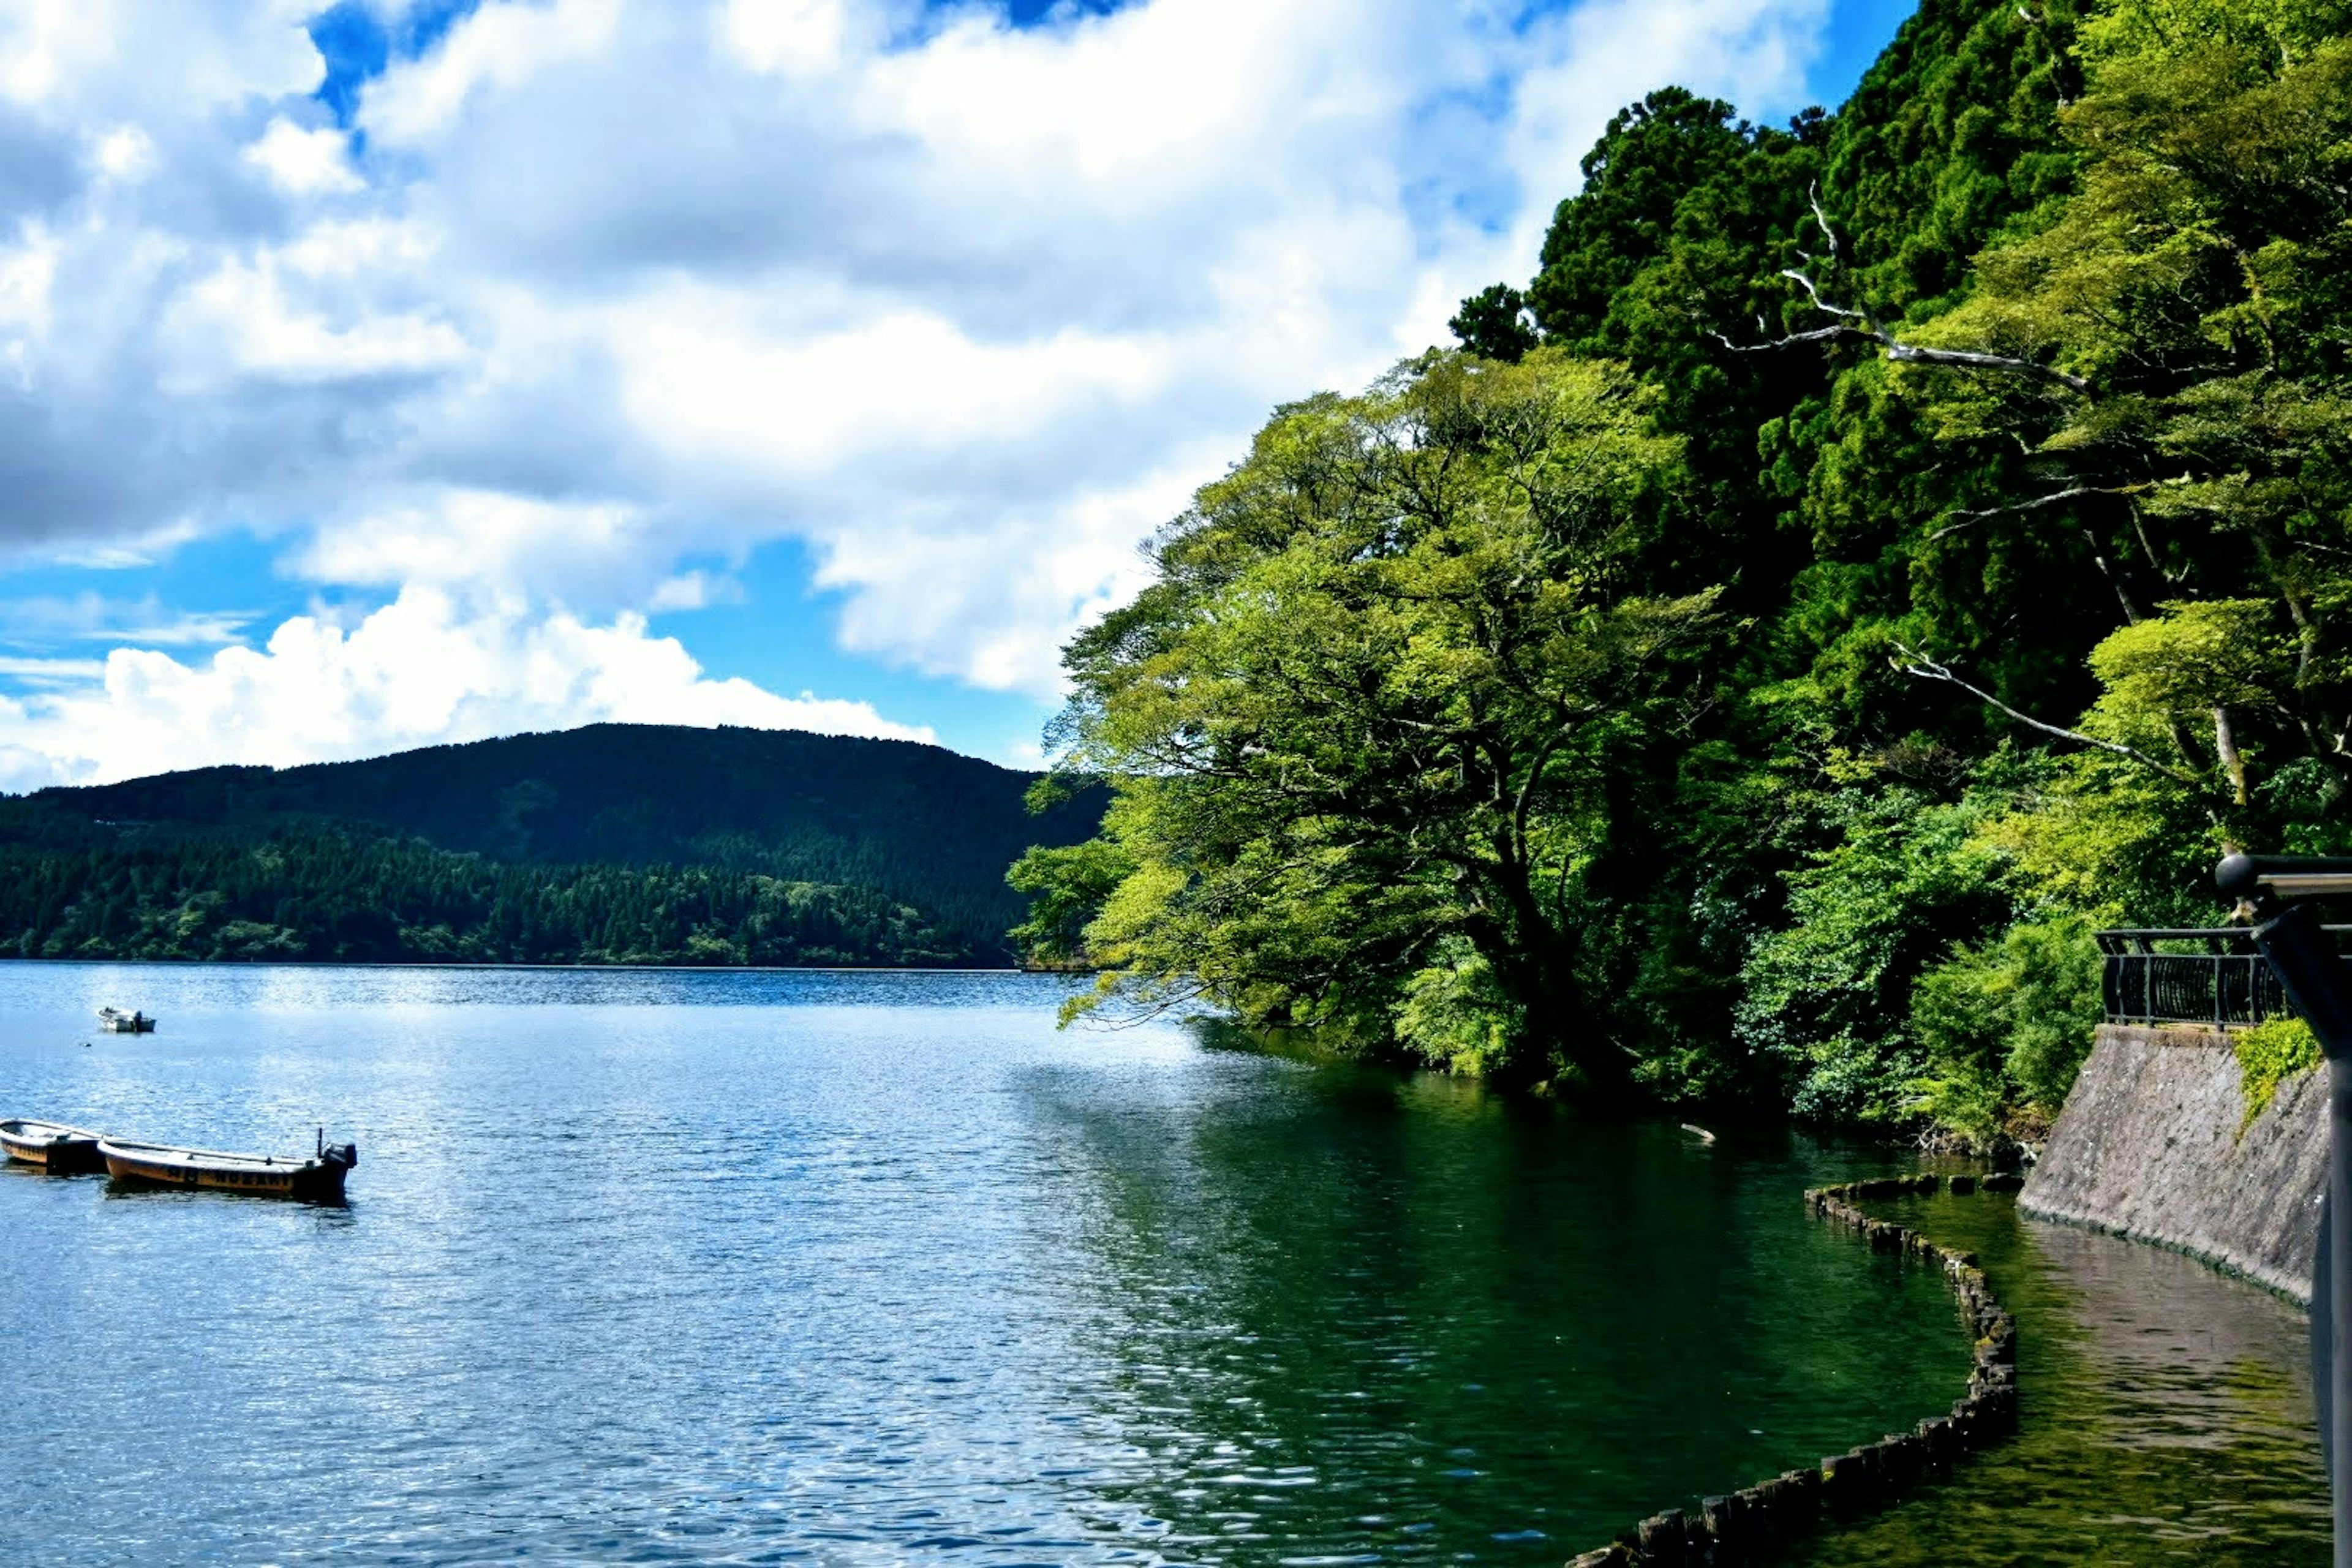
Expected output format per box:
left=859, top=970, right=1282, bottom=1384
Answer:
left=1894, top=9, right=2352, bottom=840
left=1448, top=284, right=1537, bottom=364
left=1018, top=350, right=1714, bottom=1090
left=1521, top=89, right=1760, bottom=350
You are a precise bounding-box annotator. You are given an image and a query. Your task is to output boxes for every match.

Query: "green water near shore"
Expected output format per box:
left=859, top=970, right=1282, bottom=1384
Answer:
left=0, top=962, right=2326, bottom=1562
left=0, top=962, right=1969, bottom=1564
left=1790, top=1191, right=2328, bottom=1566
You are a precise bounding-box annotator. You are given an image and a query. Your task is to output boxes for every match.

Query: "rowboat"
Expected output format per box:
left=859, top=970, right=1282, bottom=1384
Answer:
left=97, top=1007, right=154, bottom=1033
left=0, top=1118, right=107, bottom=1174
left=99, top=1129, right=358, bottom=1204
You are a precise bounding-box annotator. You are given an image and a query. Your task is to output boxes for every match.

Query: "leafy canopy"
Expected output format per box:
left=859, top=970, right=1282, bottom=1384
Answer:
left=1018, top=350, right=1713, bottom=1089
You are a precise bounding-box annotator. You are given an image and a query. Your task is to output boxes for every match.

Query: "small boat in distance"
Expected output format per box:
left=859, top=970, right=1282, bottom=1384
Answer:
left=0, top=1118, right=107, bottom=1174
left=96, top=1007, right=154, bottom=1033
left=99, top=1129, right=358, bottom=1204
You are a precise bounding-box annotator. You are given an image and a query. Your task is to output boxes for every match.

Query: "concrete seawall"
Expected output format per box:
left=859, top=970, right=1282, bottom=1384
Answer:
left=2021, top=1023, right=2325, bottom=1305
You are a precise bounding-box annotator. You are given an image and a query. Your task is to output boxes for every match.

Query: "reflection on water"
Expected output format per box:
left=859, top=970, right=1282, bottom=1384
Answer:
left=0, top=962, right=1962, bottom=1565
left=1789, top=1193, right=2328, bottom=1566
left=0, top=962, right=2321, bottom=1564
left=1023, top=1066, right=1970, bottom=1561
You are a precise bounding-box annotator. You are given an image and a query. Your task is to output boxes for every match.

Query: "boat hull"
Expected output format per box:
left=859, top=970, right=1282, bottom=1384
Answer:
left=0, top=1133, right=105, bottom=1170
left=99, top=1142, right=350, bottom=1204
left=0, top=1114, right=107, bottom=1175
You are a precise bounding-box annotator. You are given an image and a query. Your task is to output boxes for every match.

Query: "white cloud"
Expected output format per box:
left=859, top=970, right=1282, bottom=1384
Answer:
left=243, top=115, right=361, bottom=195
left=164, top=252, right=470, bottom=385
left=0, top=586, right=932, bottom=789
left=290, top=489, right=650, bottom=590
left=0, top=1, right=323, bottom=113
left=0, top=590, right=251, bottom=646
left=646, top=569, right=737, bottom=611
left=0, top=0, right=1847, bottom=775
left=0, top=219, right=56, bottom=382
left=0, top=654, right=104, bottom=680
left=89, top=124, right=153, bottom=181
left=718, top=0, right=856, bottom=77
left=362, top=0, right=624, bottom=144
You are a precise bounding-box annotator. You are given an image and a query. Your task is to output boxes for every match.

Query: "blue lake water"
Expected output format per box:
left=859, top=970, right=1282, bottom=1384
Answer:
left=0, top=963, right=2313, bottom=1563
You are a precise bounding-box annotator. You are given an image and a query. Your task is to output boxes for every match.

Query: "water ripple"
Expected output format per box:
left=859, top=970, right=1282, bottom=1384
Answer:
left=1, top=963, right=2040, bottom=1564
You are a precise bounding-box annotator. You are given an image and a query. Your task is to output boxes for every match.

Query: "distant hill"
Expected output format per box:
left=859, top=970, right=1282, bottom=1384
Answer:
left=0, top=725, right=1102, bottom=967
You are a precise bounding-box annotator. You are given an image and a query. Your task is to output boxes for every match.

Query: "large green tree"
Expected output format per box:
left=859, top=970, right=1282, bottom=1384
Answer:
left=1017, top=352, right=1713, bottom=1090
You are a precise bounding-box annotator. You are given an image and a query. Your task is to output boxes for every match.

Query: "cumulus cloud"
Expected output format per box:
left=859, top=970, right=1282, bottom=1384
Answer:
left=0, top=0, right=1845, bottom=777
left=0, top=586, right=932, bottom=790
left=243, top=115, right=361, bottom=195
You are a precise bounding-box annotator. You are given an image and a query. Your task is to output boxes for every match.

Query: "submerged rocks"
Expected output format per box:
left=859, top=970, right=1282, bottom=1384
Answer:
left=1569, top=1172, right=2025, bottom=1564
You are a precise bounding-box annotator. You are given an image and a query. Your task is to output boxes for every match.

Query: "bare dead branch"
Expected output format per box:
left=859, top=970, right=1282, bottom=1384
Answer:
left=1716, top=316, right=2094, bottom=393
left=1068, top=979, right=1216, bottom=1030
left=1710, top=325, right=1847, bottom=353
left=1712, top=190, right=2095, bottom=396
left=1892, top=643, right=2204, bottom=785
left=1926, top=486, right=2112, bottom=540
left=1880, top=340, right=2094, bottom=394
left=1779, top=267, right=1868, bottom=322
left=1805, top=184, right=1840, bottom=265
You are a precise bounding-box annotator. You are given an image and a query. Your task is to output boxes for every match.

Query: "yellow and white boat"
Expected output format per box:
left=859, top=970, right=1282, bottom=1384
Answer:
left=99, top=1131, right=357, bottom=1203
left=0, top=1118, right=107, bottom=1174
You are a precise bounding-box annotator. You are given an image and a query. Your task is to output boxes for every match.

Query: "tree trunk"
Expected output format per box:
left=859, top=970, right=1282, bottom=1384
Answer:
left=1471, top=855, right=1624, bottom=1096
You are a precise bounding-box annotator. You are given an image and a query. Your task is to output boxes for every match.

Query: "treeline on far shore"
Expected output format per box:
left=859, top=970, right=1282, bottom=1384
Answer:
left=0, top=826, right=976, bottom=968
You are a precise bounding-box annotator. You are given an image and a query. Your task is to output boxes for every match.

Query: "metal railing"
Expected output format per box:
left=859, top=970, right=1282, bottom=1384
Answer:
left=2097, top=926, right=2352, bottom=1025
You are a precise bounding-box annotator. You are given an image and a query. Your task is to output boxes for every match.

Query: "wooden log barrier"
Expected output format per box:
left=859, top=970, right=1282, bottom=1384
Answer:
left=1566, top=1172, right=2027, bottom=1564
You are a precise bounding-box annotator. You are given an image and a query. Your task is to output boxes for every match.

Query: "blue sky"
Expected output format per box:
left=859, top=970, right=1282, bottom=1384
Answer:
left=0, top=0, right=1921, bottom=786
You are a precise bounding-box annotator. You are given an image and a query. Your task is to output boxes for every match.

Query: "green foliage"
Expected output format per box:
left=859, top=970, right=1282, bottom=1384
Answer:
left=1040, top=0, right=2352, bottom=1133
left=1735, top=774, right=2016, bottom=1122
left=1521, top=88, right=1779, bottom=350
left=0, top=723, right=1106, bottom=967
left=1006, top=838, right=1135, bottom=968
left=1392, top=938, right=1526, bottom=1078
left=0, top=826, right=964, bottom=967
left=1449, top=284, right=1537, bottom=363
left=2077, top=0, right=2352, bottom=68
left=1908, top=916, right=2104, bottom=1144
left=1728, top=0, right=2352, bottom=1129
left=2234, top=1016, right=2322, bottom=1131
left=1042, top=350, right=1711, bottom=1087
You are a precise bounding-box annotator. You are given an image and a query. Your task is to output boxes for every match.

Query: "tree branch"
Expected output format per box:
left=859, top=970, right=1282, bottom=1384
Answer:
left=1921, top=485, right=2162, bottom=541
left=1882, top=341, right=2094, bottom=394
left=1713, top=186, right=2095, bottom=396
left=1891, top=643, right=2204, bottom=786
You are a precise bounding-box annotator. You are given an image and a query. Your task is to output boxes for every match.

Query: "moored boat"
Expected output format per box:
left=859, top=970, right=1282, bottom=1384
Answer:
left=99, top=1129, right=358, bottom=1204
left=0, top=1118, right=107, bottom=1174
left=96, top=1007, right=154, bottom=1034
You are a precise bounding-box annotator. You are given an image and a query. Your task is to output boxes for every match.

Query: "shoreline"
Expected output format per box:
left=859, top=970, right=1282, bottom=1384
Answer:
left=1569, top=1175, right=2026, bottom=1567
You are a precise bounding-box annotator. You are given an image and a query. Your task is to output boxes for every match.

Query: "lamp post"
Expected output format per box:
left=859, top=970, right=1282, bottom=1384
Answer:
left=2215, top=853, right=2352, bottom=1568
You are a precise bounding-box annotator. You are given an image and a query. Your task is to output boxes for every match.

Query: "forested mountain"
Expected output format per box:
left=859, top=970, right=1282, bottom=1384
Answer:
left=0, top=725, right=1102, bottom=967
left=1011, top=0, right=2352, bottom=1142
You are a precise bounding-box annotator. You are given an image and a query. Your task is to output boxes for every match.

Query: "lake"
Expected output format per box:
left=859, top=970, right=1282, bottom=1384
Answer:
left=0, top=964, right=2323, bottom=1563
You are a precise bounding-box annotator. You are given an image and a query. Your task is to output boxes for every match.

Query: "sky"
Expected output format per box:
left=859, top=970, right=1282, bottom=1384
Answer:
left=0, top=0, right=1917, bottom=788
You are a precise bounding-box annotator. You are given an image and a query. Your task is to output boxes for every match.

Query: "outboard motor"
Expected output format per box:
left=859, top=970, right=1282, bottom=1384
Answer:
left=329, top=1141, right=358, bottom=1169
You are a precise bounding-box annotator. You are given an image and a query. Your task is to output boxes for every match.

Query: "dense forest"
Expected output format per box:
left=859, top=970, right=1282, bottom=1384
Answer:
left=0, top=725, right=1102, bottom=967
left=1009, top=0, right=2352, bottom=1142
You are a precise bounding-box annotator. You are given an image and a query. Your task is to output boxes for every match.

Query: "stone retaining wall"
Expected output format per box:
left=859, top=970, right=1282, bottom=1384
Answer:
left=2019, top=1022, right=2325, bottom=1305
left=1565, top=1175, right=2022, bottom=1567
